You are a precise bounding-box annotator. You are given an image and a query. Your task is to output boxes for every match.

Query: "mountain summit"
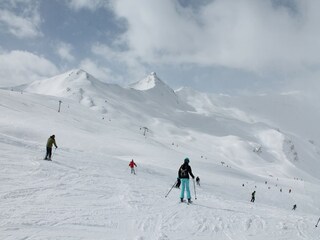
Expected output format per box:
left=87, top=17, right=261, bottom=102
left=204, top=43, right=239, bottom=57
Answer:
left=21, top=69, right=116, bottom=113
left=23, top=69, right=102, bottom=97
left=130, top=72, right=168, bottom=91
left=130, top=72, right=192, bottom=111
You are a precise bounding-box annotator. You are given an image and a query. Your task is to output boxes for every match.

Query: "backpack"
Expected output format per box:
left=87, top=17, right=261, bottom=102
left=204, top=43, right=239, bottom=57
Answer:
left=180, top=165, right=188, bottom=178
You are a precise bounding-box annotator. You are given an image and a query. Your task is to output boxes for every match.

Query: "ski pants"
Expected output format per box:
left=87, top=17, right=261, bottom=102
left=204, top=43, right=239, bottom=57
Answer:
left=180, top=178, right=191, bottom=199
left=45, top=147, right=52, bottom=159
left=130, top=167, right=135, bottom=174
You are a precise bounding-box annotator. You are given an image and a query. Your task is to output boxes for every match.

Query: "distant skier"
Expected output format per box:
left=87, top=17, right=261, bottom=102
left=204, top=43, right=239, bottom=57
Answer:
left=129, top=159, right=137, bottom=175
left=44, top=135, right=57, bottom=160
left=178, top=158, right=195, bottom=203
left=292, top=204, right=297, bottom=210
left=196, top=176, right=200, bottom=186
left=251, top=191, right=256, bottom=202
left=289, top=189, right=292, bottom=193
left=175, top=178, right=181, bottom=188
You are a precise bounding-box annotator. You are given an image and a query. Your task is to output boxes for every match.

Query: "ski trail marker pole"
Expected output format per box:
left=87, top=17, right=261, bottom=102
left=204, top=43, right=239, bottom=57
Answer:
left=194, top=179, right=197, bottom=200
left=316, top=217, right=320, bottom=227
left=165, top=180, right=177, bottom=198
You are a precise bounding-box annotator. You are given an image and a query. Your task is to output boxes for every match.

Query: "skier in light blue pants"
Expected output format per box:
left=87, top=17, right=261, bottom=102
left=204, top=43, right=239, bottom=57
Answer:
left=180, top=179, right=191, bottom=200
left=178, top=158, right=195, bottom=203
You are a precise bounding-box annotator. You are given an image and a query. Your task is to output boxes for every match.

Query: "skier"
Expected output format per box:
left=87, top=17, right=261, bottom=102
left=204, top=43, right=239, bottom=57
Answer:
left=196, top=176, right=200, bottom=186
left=289, top=189, right=292, bottom=193
left=251, top=191, right=256, bottom=202
left=292, top=204, right=297, bottom=210
left=175, top=178, right=181, bottom=188
left=129, top=159, right=137, bottom=175
left=44, top=135, right=58, bottom=160
left=178, top=158, right=195, bottom=203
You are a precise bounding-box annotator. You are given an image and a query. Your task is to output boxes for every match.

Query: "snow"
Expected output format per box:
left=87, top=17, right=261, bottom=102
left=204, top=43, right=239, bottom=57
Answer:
left=130, top=72, right=161, bottom=91
left=1, top=70, right=320, bottom=239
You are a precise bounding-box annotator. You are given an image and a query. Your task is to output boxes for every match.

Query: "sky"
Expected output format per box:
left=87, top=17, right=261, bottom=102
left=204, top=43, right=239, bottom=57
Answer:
left=1, top=0, right=320, bottom=94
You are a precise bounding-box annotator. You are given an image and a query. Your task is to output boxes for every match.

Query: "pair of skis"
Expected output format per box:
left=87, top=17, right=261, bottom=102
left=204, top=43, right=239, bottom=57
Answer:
left=180, top=200, right=192, bottom=205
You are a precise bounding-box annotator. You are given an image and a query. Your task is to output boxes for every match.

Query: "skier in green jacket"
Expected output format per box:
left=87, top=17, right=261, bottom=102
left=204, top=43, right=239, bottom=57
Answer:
left=44, top=135, right=58, bottom=160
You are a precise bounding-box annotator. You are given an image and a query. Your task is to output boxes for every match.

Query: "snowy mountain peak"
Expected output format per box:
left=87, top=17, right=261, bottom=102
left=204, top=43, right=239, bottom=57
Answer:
left=63, top=68, right=96, bottom=84
left=21, top=69, right=101, bottom=97
left=25, top=68, right=92, bottom=87
left=129, top=72, right=193, bottom=111
left=17, top=69, right=115, bottom=113
left=69, top=69, right=88, bottom=78
left=130, top=72, right=168, bottom=91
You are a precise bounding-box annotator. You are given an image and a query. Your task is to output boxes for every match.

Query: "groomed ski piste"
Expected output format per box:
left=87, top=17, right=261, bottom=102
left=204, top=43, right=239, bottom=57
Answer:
left=1, top=69, right=320, bottom=240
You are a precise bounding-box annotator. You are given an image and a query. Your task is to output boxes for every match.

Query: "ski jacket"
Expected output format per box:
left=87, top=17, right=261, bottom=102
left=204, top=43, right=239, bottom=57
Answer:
left=46, top=137, right=57, bottom=148
left=178, top=163, right=194, bottom=179
left=129, top=161, right=137, bottom=168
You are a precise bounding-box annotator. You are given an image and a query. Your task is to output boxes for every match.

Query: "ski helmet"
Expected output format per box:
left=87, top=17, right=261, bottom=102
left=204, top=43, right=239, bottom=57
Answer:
left=184, top=158, right=190, bottom=163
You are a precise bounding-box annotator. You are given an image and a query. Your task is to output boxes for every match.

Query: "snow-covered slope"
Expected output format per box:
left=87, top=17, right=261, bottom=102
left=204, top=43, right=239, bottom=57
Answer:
left=176, top=87, right=320, bottom=179
left=1, top=71, right=320, bottom=239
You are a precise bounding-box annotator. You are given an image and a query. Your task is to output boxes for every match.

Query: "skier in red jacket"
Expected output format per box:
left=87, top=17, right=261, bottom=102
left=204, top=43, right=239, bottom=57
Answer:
left=129, top=159, right=137, bottom=175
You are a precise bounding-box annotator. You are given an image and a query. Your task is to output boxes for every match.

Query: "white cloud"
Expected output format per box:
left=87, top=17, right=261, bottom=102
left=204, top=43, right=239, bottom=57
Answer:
left=109, top=0, right=320, bottom=77
left=92, top=43, right=140, bottom=68
left=56, top=42, right=75, bottom=62
left=91, top=43, right=147, bottom=83
left=0, top=10, right=41, bottom=38
left=79, top=58, right=117, bottom=82
left=0, top=50, right=59, bottom=87
left=0, top=0, right=42, bottom=39
left=66, top=0, right=109, bottom=11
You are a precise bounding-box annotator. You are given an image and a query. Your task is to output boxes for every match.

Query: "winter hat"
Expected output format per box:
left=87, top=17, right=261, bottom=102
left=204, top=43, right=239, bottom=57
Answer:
left=184, top=158, right=190, bottom=163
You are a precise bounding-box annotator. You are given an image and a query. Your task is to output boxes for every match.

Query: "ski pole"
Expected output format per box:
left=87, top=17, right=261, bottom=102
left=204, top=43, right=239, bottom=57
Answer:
left=52, top=147, right=57, bottom=159
left=193, top=178, right=197, bottom=200
left=165, top=180, right=177, bottom=198
left=316, top=217, right=320, bottom=227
